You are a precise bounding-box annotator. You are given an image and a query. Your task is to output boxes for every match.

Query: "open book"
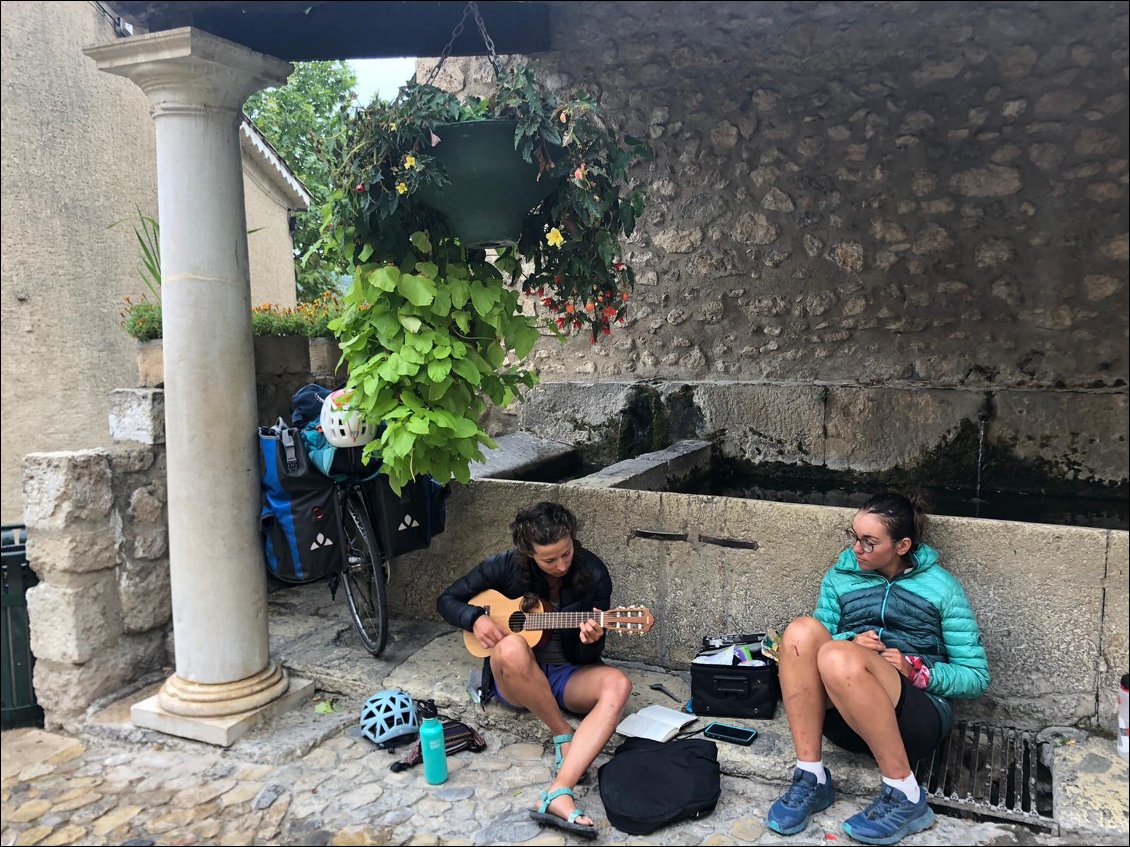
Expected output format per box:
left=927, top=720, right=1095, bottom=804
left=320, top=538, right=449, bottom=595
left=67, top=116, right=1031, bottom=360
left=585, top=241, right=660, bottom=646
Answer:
left=615, top=704, right=697, bottom=742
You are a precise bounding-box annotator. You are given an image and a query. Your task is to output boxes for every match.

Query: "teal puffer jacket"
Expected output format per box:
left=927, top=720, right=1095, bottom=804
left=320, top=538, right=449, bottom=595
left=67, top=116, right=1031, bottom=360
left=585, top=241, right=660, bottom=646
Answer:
left=813, top=543, right=990, bottom=734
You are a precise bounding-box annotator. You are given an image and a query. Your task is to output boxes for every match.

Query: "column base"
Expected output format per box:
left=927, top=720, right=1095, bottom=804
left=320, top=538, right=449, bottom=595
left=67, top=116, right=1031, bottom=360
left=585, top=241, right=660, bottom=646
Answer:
left=132, top=675, right=314, bottom=747
left=158, top=661, right=289, bottom=717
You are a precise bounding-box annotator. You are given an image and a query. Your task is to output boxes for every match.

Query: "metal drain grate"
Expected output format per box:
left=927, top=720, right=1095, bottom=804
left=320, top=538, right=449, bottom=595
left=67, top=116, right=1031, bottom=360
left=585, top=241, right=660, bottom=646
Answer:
left=913, top=721, right=1057, bottom=833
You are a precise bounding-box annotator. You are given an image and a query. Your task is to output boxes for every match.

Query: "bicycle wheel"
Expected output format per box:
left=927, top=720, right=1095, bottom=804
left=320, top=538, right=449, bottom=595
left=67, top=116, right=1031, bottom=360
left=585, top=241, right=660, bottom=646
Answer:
left=341, top=490, right=389, bottom=656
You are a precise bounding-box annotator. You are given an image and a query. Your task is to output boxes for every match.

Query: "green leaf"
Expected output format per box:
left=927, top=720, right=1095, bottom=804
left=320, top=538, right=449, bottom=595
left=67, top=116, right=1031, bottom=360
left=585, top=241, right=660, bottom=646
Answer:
left=453, top=311, right=471, bottom=334
left=430, top=288, right=451, bottom=317
left=410, top=231, right=432, bottom=253
left=469, top=281, right=500, bottom=317
left=414, top=261, right=439, bottom=280
left=397, top=273, right=436, bottom=307
left=451, top=356, right=482, bottom=386
left=451, top=417, right=479, bottom=438
left=370, top=265, right=400, bottom=292
left=407, top=416, right=431, bottom=435
left=485, top=342, right=506, bottom=369
left=511, top=322, right=541, bottom=359
left=399, top=315, right=423, bottom=334
left=427, top=359, right=452, bottom=382
left=449, top=279, right=471, bottom=309
left=313, top=699, right=337, bottom=715
left=358, top=243, right=374, bottom=263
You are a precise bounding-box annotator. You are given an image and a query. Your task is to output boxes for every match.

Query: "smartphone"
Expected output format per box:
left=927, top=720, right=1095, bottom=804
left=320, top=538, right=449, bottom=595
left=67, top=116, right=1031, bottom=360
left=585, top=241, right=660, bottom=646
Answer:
left=703, top=722, right=758, bottom=746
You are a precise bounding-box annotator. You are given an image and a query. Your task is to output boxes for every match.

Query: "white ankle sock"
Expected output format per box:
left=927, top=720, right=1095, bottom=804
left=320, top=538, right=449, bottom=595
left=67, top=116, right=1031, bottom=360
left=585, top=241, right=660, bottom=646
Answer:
left=882, top=773, right=921, bottom=803
left=797, top=759, right=827, bottom=785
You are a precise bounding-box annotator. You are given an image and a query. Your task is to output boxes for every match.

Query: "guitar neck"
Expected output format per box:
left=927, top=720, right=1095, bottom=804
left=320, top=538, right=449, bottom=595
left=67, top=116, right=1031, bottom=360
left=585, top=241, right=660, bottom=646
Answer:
left=520, top=611, right=605, bottom=631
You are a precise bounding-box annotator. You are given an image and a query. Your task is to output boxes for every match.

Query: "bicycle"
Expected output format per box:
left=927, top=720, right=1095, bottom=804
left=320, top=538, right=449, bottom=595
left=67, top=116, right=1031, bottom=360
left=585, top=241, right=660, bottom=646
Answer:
left=261, top=423, right=391, bottom=658
left=331, top=447, right=390, bottom=656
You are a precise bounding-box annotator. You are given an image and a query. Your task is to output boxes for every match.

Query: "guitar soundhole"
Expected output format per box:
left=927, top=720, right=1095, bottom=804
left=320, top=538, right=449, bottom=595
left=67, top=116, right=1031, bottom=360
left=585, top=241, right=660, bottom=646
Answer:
left=507, top=612, right=525, bottom=633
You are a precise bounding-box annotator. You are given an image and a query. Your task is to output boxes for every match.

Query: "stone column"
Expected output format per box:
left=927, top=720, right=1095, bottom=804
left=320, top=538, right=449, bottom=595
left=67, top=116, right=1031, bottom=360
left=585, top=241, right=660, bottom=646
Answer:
left=84, top=30, right=292, bottom=719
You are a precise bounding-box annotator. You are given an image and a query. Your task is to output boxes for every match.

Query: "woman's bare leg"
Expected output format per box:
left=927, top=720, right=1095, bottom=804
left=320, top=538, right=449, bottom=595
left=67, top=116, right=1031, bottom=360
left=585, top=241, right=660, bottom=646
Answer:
left=778, top=616, right=834, bottom=761
left=816, top=640, right=911, bottom=777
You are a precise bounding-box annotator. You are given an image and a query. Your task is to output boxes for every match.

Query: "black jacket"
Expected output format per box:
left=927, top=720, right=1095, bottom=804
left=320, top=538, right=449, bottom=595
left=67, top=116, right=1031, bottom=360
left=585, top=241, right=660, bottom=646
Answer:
left=436, top=547, right=613, bottom=703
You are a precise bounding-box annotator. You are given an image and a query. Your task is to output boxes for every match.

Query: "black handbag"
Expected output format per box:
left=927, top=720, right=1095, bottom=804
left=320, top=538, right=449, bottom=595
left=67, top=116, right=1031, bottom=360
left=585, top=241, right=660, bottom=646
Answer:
left=690, top=637, right=779, bottom=719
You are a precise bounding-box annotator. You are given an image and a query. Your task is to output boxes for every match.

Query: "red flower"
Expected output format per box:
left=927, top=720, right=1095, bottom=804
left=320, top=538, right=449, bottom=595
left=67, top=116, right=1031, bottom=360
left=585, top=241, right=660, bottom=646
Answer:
left=603, top=306, right=618, bottom=318
left=355, top=183, right=365, bottom=192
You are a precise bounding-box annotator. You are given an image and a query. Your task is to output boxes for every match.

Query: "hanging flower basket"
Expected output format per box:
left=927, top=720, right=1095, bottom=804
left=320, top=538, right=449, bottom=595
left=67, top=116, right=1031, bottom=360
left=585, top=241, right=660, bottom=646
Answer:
left=318, top=0, right=651, bottom=493
left=414, top=120, right=564, bottom=248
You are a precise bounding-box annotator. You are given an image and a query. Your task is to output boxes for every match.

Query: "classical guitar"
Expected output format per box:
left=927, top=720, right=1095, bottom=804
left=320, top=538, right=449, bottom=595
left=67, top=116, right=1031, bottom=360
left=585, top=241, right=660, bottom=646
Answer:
left=463, top=589, right=656, bottom=658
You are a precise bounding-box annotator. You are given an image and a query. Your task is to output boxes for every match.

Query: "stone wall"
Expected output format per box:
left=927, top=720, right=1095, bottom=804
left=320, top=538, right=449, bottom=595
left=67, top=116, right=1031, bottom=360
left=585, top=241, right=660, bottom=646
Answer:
left=23, top=391, right=170, bottom=731
left=21, top=347, right=342, bottom=729
left=422, top=0, right=1129, bottom=486
left=389, top=478, right=1130, bottom=733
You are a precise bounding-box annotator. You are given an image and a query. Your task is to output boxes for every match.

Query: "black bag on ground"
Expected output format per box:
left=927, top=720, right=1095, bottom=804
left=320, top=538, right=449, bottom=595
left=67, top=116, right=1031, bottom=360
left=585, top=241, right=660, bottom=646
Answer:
left=258, top=419, right=340, bottom=583
left=365, top=473, right=447, bottom=558
left=597, top=737, right=721, bottom=835
left=690, top=635, right=779, bottom=719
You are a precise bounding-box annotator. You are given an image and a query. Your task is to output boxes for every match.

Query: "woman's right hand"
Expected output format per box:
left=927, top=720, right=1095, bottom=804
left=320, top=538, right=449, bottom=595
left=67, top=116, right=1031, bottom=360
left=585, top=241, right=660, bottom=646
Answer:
left=472, top=614, right=506, bottom=650
left=854, top=630, right=885, bottom=652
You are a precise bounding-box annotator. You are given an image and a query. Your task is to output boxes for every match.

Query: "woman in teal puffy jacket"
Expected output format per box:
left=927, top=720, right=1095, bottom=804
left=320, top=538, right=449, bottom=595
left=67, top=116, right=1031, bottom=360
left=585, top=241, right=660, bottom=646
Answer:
left=765, top=492, right=989, bottom=846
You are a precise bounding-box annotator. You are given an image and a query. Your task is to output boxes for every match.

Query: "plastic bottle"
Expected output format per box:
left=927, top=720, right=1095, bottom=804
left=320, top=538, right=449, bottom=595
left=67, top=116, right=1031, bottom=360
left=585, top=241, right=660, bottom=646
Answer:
left=418, top=702, right=448, bottom=785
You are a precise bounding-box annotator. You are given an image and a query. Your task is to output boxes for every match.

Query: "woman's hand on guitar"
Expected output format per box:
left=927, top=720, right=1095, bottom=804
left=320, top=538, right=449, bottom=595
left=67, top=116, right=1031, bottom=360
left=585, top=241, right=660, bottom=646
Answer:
left=472, top=614, right=506, bottom=650
left=579, top=610, right=604, bottom=644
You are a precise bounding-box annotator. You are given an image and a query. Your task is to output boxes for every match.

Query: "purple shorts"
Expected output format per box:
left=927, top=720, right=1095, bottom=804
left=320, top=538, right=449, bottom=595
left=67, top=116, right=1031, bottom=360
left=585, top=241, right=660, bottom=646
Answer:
left=493, top=662, right=581, bottom=712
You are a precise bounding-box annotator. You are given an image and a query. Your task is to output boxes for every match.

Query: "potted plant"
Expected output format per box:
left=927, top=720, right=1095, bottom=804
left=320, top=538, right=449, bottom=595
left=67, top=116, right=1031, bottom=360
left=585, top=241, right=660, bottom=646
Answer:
left=323, top=54, right=650, bottom=492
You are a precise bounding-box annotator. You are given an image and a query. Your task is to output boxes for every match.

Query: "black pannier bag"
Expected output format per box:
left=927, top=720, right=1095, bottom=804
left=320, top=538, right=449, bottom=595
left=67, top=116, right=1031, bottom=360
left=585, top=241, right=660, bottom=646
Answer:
left=258, top=420, right=341, bottom=583
left=365, top=473, right=447, bottom=558
left=598, top=737, right=721, bottom=835
left=690, top=635, right=779, bottom=719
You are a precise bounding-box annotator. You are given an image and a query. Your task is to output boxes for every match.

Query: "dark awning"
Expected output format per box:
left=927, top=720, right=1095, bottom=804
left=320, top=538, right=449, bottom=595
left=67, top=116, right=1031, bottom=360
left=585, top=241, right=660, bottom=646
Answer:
left=105, top=1, right=552, bottom=61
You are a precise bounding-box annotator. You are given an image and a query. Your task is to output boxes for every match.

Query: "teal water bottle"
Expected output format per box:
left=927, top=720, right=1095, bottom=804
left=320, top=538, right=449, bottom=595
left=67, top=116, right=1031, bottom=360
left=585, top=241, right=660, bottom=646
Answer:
left=418, top=702, right=448, bottom=785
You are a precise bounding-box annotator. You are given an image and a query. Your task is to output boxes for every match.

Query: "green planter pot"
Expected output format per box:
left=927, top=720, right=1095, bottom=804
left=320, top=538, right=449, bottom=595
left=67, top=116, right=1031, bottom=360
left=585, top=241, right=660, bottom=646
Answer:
left=415, top=120, right=564, bottom=248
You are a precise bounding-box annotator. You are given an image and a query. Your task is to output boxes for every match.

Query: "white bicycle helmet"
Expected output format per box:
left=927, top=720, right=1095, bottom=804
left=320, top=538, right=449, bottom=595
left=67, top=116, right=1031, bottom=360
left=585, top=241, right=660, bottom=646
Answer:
left=360, top=689, right=418, bottom=746
left=320, top=388, right=376, bottom=448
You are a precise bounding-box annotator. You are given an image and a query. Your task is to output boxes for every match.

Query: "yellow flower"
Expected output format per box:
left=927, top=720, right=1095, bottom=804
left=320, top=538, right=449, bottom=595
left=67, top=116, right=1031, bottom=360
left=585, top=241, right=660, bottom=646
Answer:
left=396, top=182, right=408, bottom=195
left=404, top=154, right=417, bottom=169
left=389, top=121, right=397, bottom=131
left=546, top=227, right=564, bottom=248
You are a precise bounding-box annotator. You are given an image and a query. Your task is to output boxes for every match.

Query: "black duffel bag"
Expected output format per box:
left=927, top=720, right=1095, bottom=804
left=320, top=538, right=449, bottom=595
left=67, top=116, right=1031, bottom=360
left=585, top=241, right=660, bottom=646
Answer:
left=598, top=737, right=721, bottom=835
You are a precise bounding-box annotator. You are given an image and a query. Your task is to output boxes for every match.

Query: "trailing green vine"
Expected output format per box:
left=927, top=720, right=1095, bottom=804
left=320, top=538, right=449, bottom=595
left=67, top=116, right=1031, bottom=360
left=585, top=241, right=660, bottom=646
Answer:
left=324, top=63, right=650, bottom=491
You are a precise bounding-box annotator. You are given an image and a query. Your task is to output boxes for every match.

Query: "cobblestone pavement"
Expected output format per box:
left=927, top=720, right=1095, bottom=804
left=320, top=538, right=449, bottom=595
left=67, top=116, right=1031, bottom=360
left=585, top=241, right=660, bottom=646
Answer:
left=2, top=724, right=1121, bottom=847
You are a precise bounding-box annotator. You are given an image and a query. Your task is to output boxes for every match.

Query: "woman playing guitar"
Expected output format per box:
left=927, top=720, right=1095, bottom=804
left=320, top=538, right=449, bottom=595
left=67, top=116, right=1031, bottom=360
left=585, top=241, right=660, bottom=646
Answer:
left=437, top=501, right=630, bottom=839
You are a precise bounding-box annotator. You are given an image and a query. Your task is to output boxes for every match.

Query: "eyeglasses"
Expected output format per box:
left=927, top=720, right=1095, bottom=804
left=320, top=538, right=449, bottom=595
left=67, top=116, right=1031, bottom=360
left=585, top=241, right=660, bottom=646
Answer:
left=844, top=528, right=879, bottom=554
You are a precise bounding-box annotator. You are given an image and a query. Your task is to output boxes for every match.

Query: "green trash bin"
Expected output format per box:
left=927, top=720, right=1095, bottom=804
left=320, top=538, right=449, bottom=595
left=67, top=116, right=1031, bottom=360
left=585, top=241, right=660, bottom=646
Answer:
left=2, top=523, right=44, bottom=729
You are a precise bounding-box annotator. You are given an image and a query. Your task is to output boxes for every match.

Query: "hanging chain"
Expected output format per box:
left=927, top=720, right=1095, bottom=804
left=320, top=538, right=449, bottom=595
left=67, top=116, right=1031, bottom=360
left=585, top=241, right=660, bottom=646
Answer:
left=469, top=1, right=502, bottom=78
left=423, top=0, right=501, bottom=87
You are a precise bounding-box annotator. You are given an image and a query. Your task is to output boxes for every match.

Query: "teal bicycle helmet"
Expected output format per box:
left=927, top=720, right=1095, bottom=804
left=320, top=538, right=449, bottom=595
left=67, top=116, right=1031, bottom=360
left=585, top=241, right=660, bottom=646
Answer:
left=360, top=689, right=418, bottom=747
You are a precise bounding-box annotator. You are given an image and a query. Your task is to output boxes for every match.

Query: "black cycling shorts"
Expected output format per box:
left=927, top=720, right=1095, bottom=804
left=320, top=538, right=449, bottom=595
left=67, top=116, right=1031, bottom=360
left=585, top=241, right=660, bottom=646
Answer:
left=822, top=674, right=945, bottom=764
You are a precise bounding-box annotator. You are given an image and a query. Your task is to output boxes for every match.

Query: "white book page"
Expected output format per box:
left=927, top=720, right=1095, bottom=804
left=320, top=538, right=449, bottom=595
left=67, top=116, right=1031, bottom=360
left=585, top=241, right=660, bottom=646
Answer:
left=615, top=705, right=696, bottom=742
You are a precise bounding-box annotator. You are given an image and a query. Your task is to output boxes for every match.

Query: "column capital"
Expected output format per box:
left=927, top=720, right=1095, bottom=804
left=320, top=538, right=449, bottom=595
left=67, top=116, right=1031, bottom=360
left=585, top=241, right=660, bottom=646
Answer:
left=84, top=27, right=292, bottom=112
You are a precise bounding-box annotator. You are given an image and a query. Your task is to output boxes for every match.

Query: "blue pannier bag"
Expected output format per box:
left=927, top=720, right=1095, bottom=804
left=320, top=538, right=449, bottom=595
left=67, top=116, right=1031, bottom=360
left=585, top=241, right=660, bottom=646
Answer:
left=258, top=418, right=340, bottom=583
